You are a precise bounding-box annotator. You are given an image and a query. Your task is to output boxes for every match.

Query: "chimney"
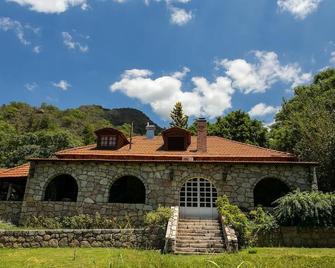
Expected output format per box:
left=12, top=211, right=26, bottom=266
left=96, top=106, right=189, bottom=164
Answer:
left=197, top=118, right=207, bottom=153
left=145, top=122, right=156, bottom=139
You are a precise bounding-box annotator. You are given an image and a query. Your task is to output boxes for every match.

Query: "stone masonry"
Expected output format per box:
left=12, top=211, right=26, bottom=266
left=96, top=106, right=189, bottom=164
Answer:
left=16, top=160, right=314, bottom=224
left=0, top=227, right=165, bottom=249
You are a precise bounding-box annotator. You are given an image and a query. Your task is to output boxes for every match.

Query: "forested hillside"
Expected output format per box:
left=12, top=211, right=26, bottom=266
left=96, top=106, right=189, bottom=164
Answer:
left=0, top=103, right=161, bottom=168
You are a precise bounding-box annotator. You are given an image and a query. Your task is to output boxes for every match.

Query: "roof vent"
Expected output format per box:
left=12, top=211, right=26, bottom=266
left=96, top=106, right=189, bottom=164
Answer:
left=145, top=122, right=156, bottom=139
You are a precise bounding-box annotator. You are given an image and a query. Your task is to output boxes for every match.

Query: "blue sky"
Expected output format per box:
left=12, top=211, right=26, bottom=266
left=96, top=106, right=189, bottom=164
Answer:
left=0, top=0, right=335, bottom=127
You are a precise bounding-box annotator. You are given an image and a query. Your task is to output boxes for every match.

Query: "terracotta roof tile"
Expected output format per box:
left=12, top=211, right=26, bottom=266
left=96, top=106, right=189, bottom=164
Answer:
left=0, top=163, right=30, bottom=179
left=55, top=136, right=297, bottom=162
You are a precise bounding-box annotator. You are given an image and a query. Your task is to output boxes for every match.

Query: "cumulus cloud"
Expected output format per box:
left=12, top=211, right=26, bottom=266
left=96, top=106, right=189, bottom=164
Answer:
left=0, top=17, right=41, bottom=52
left=277, top=0, right=323, bottom=19
left=172, top=67, right=190, bottom=79
left=110, top=68, right=234, bottom=119
left=24, top=82, right=38, bottom=91
left=169, top=7, right=192, bottom=25
left=7, top=0, right=87, bottom=13
left=216, top=51, right=312, bottom=94
left=52, top=80, right=71, bottom=90
left=248, top=103, right=280, bottom=118
left=62, top=31, right=88, bottom=53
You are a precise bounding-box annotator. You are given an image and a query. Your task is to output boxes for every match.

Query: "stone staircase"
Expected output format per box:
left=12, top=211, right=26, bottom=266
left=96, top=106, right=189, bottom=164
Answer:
left=175, top=218, right=225, bottom=254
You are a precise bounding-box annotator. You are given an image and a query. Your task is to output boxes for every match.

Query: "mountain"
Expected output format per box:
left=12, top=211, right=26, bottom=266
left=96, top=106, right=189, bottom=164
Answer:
left=0, top=102, right=161, bottom=168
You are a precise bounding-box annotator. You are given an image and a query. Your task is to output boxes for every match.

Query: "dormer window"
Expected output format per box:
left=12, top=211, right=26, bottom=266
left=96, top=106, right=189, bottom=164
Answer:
left=95, top=128, right=130, bottom=150
left=161, top=127, right=191, bottom=151
left=101, top=135, right=117, bottom=147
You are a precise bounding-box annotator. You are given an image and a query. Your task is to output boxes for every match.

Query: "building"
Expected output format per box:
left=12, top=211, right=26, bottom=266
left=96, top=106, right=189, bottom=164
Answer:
left=0, top=119, right=317, bottom=224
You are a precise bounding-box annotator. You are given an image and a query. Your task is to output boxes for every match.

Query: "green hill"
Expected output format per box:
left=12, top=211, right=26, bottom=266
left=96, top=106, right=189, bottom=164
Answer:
left=0, top=102, right=161, bottom=168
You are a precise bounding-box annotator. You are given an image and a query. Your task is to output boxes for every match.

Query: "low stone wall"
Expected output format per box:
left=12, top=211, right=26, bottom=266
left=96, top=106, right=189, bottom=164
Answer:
left=164, top=206, right=179, bottom=253
left=0, top=201, right=22, bottom=224
left=0, top=227, right=165, bottom=249
left=20, top=201, right=153, bottom=226
left=219, top=216, right=238, bottom=252
left=257, top=227, right=335, bottom=248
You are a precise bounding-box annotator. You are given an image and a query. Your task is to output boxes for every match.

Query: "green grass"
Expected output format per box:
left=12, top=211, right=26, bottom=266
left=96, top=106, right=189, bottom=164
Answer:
left=0, top=248, right=335, bottom=268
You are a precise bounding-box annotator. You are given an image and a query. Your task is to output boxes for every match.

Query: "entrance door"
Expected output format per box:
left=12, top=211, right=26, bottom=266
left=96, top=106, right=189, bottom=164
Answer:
left=179, top=178, right=218, bottom=219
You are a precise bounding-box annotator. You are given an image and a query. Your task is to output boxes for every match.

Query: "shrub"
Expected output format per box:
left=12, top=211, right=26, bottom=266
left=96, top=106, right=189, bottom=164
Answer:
left=144, top=206, right=172, bottom=227
left=273, top=190, right=335, bottom=227
left=249, top=207, right=278, bottom=233
left=216, top=196, right=251, bottom=247
left=23, top=213, right=134, bottom=229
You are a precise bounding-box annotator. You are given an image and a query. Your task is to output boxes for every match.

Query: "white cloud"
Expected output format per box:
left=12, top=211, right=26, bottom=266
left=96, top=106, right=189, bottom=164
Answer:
left=248, top=103, right=280, bottom=118
left=169, top=7, right=192, bottom=25
left=24, top=82, right=38, bottom=91
left=52, top=80, right=71, bottom=90
left=110, top=69, right=234, bottom=119
left=330, top=51, right=335, bottom=64
left=0, top=17, right=41, bottom=52
left=143, top=0, right=193, bottom=25
left=62, top=31, right=88, bottom=53
left=7, top=0, right=87, bottom=13
left=277, top=0, right=323, bottom=19
left=216, top=51, right=312, bottom=94
left=172, top=67, right=190, bottom=79
left=33, top=45, right=41, bottom=54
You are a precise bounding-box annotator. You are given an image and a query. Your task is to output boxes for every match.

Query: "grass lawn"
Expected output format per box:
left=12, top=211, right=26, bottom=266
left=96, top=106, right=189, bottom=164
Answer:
left=0, top=248, right=334, bottom=268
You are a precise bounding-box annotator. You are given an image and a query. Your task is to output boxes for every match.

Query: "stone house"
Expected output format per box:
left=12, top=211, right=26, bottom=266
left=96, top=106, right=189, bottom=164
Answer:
left=0, top=118, right=317, bottom=225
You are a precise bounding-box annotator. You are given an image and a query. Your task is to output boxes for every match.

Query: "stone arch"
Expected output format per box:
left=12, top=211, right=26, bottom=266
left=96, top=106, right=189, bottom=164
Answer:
left=44, top=174, right=78, bottom=202
left=109, top=175, right=146, bottom=204
left=253, top=177, right=290, bottom=207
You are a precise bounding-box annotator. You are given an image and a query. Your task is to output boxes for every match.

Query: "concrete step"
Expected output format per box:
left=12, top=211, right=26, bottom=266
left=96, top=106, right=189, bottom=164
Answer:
left=178, top=223, right=221, bottom=228
left=176, top=239, right=224, bottom=244
left=175, top=247, right=225, bottom=253
left=177, top=235, right=223, bottom=240
left=178, top=226, right=221, bottom=231
left=176, top=242, right=224, bottom=248
left=179, top=219, right=218, bottom=222
left=178, top=229, right=222, bottom=234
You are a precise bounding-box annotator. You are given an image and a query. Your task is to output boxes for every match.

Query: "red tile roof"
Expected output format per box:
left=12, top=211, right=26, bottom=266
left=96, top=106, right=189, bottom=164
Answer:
left=0, top=163, right=30, bottom=179
left=55, top=136, right=299, bottom=163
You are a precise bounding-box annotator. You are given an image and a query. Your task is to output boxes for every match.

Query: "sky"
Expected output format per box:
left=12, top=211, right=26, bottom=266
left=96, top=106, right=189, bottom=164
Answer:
left=0, top=0, right=335, bottom=127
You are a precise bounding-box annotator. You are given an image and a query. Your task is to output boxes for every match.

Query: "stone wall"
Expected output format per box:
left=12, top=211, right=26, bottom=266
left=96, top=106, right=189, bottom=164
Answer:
left=20, top=201, right=152, bottom=226
left=0, top=201, right=22, bottom=224
left=0, top=227, right=165, bottom=249
left=20, top=161, right=313, bottom=222
left=257, top=227, right=335, bottom=247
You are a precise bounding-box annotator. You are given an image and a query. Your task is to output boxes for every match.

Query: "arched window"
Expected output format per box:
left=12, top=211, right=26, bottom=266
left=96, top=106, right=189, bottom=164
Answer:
left=254, top=177, right=290, bottom=207
left=109, top=176, right=145, bottom=204
left=44, top=174, right=78, bottom=202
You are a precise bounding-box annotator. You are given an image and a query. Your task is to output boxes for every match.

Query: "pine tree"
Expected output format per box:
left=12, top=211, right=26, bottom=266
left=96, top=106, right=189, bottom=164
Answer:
left=170, top=102, right=188, bottom=128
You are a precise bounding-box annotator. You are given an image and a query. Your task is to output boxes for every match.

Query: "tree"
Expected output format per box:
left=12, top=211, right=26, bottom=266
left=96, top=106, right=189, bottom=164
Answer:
left=269, top=68, right=335, bottom=191
left=210, top=110, right=268, bottom=147
left=170, top=102, right=188, bottom=129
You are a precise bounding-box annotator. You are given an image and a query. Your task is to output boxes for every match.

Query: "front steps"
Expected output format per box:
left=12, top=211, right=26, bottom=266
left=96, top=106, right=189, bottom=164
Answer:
left=175, top=219, right=225, bottom=254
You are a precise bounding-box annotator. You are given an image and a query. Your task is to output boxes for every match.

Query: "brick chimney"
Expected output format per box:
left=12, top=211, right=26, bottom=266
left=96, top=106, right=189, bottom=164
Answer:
left=197, top=118, right=207, bottom=153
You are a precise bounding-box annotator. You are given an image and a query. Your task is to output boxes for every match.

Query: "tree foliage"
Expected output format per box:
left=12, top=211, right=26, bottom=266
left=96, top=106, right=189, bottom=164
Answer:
left=269, top=68, right=335, bottom=191
left=0, top=103, right=160, bottom=168
left=189, top=110, right=268, bottom=147
left=170, top=102, right=188, bottom=128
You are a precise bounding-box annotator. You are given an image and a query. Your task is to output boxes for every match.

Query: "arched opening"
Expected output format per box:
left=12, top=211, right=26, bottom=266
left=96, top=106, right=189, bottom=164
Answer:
left=109, top=176, right=145, bottom=203
left=179, top=178, right=218, bottom=219
left=254, top=177, right=290, bottom=207
left=44, top=174, right=78, bottom=202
